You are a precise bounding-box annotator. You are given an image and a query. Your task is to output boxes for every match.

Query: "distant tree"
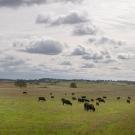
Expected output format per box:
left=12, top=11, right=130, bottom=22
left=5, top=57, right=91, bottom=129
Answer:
left=15, top=80, right=27, bottom=91
left=70, top=82, right=77, bottom=88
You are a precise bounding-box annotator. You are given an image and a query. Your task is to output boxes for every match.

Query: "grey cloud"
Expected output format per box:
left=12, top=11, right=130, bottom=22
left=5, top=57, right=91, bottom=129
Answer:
left=117, top=53, right=129, bottom=59
left=82, top=53, right=103, bottom=60
left=36, top=12, right=89, bottom=26
left=81, top=63, right=95, bottom=68
left=73, top=24, right=97, bottom=36
left=60, top=61, right=72, bottom=66
left=110, top=67, right=121, bottom=70
left=0, top=0, right=83, bottom=7
left=71, top=45, right=115, bottom=64
left=16, top=38, right=63, bottom=55
left=71, top=45, right=86, bottom=56
left=36, top=14, right=50, bottom=24
left=0, top=0, right=47, bottom=7
left=0, top=56, right=26, bottom=72
left=88, top=36, right=125, bottom=46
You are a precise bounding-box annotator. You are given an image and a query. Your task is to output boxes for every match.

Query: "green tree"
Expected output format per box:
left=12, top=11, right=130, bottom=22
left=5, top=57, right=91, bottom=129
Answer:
left=15, top=80, right=27, bottom=91
left=70, top=82, right=77, bottom=88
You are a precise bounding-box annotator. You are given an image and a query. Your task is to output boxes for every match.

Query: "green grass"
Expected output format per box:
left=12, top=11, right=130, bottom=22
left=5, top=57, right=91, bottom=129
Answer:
left=0, top=82, right=134, bottom=135
left=0, top=97, right=134, bottom=135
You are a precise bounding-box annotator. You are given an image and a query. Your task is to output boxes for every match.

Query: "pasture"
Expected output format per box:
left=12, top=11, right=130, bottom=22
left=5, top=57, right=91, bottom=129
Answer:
left=0, top=81, right=135, bottom=135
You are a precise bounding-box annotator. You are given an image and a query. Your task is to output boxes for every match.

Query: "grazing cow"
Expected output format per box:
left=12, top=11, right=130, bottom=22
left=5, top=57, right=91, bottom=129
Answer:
left=98, top=98, right=105, bottom=103
left=84, top=103, right=95, bottom=112
left=91, top=99, right=94, bottom=102
left=22, top=91, right=27, bottom=94
left=78, top=98, right=85, bottom=103
left=96, top=97, right=102, bottom=101
left=38, top=97, right=46, bottom=101
left=128, top=97, right=131, bottom=100
left=81, top=96, right=86, bottom=99
left=103, top=96, right=107, bottom=99
left=84, top=99, right=90, bottom=102
left=72, top=93, right=75, bottom=95
left=72, top=97, right=77, bottom=100
left=127, top=99, right=131, bottom=104
left=96, top=98, right=105, bottom=103
left=50, top=93, right=53, bottom=95
left=61, top=98, right=72, bottom=106
left=117, top=97, right=121, bottom=100
left=96, top=102, right=99, bottom=106
left=51, top=96, right=54, bottom=99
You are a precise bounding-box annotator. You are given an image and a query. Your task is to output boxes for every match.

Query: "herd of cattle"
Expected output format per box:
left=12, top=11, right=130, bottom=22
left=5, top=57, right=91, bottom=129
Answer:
left=22, top=91, right=132, bottom=112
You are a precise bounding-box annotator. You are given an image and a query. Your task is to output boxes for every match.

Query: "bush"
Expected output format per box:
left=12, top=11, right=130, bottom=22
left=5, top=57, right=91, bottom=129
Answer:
left=70, top=82, right=77, bottom=88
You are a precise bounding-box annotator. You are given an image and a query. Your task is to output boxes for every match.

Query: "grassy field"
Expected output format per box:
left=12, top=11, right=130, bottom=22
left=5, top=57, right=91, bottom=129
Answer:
left=0, top=81, right=135, bottom=135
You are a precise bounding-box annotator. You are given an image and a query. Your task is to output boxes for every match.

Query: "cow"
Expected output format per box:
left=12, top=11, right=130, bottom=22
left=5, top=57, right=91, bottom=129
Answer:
left=103, top=96, right=107, bottom=99
left=84, top=103, right=95, bottom=112
left=38, top=97, right=46, bottom=101
left=128, top=97, right=131, bottom=100
left=50, top=93, right=53, bottom=95
left=78, top=98, right=85, bottom=103
left=96, top=102, right=99, bottom=106
left=72, top=97, right=77, bottom=100
left=61, top=98, right=72, bottom=106
left=81, top=96, right=86, bottom=99
left=71, top=93, right=75, bottom=95
left=96, top=98, right=105, bottom=103
left=117, top=97, right=121, bottom=100
left=91, top=99, right=94, bottom=102
left=96, top=97, right=102, bottom=101
left=127, top=99, right=131, bottom=104
left=84, top=99, right=90, bottom=102
left=22, top=91, right=27, bottom=94
left=51, top=96, right=54, bottom=99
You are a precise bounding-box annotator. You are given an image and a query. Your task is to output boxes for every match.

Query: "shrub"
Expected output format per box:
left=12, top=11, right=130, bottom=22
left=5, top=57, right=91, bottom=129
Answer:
left=70, top=82, right=77, bottom=88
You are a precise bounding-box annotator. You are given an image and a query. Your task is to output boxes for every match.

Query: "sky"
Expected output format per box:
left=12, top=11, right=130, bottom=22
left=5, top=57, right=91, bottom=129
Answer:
left=0, top=0, right=135, bottom=80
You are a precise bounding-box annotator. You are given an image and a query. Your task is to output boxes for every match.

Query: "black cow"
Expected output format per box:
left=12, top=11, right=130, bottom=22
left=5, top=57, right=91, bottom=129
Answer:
left=96, top=98, right=105, bottom=103
left=84, top=99, right=90, bottom=102
left=78, top=98, right=85, bottom=103
left=84, top=103, right=95, bottom=112
left=81, top=96, right=86, bottom=99
left=96, top=102, right=99, bottom=106
left=128, top=97, right=131, bottom=100
left=61, top=98, right=72, bottom=106
left=38, top=97, right=46, bottom=101
left=72, top=97, right=77, bottom=100
left=98, top=98, right=105, bottom=103
left=127, top=99, right=131, bottom=104
left=96, top=97, right=102, bottom=101
left=22, top=91, right=27, bottom=94
left=91, top=99, right=94, bottom=102
left=71, top=93, right=75, bottom=95
left=50, top=93, right=53, bottom=95
left=117, top=97, right=121, bottom=100
left=103, top=96, right=107, bottom=99
left=51, top=96, right=54, bottom=99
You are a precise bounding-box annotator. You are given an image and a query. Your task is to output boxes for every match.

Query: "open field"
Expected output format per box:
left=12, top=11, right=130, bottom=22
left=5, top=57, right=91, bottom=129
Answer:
left=0, top=81, right=135, bottom=135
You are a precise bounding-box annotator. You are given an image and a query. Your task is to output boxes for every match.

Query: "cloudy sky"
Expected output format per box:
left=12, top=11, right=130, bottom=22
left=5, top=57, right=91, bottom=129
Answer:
left=0, top=0, right=135, bottom=80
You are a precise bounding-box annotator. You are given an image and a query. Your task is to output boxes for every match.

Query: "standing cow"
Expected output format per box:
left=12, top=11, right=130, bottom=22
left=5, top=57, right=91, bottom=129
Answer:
left=38, top=97, right=46, bottom=101
left=84, top=103, right=95, bottom=112
left=61, top=98, right=72, bottom=106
